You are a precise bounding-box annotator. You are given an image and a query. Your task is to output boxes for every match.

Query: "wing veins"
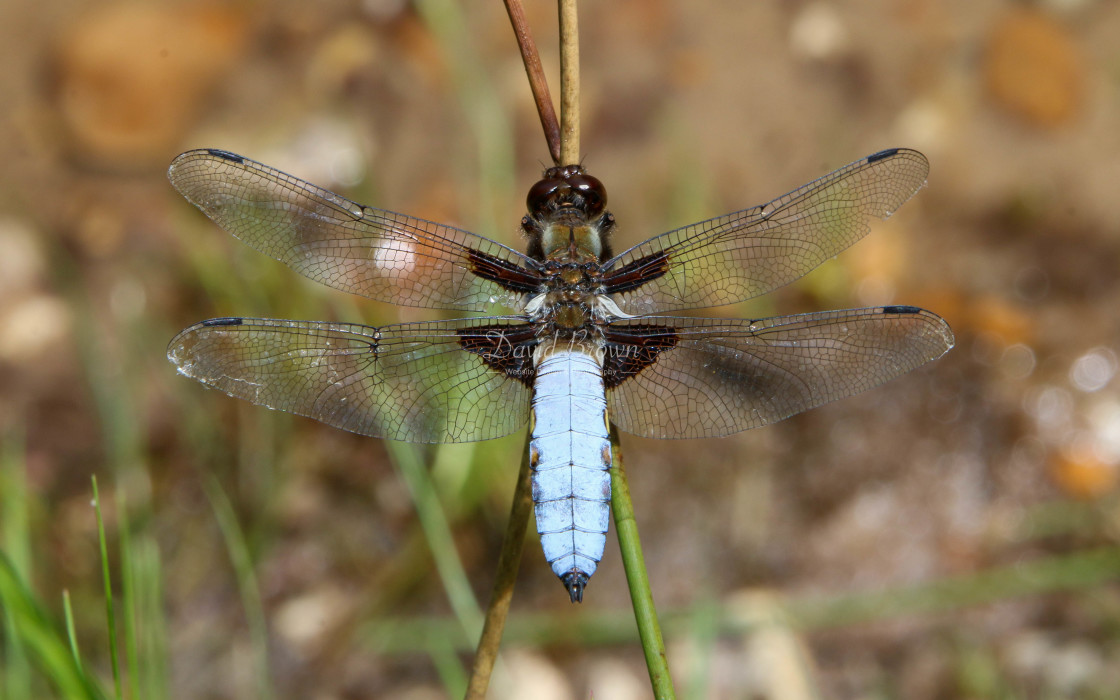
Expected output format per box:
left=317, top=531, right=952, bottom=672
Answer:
left=601, top=150, right=929, bottom=313
left=169, top=149, right=535, bottom=311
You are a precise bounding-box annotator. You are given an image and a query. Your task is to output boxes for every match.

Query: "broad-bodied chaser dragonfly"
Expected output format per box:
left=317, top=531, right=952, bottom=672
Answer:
left=168, top=147, right=953, bottom=602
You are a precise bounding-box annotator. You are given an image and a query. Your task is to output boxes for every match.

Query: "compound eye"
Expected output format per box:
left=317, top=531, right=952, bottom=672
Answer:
left=526, top=178, right=563, bottom=214
left=566, top=174, right=607, bottom=215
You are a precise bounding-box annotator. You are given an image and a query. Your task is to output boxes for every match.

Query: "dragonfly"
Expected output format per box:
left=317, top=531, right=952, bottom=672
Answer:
left=167, top=147, right=953, bottom=602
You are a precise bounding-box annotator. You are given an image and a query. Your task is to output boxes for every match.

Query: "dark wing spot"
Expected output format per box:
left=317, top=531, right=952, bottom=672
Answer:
left=457, top=323, right=538, bottom=388
left=467, top=249, right=542, bottom=294
left=201, top=317, right=244, bottom=327
left=205, top=149, right=245, bottom=163
left=601, top=252, right=671, bottom=295
left=881, top=305, right=921, bottom=315
left=866, top=148, right=900, bottom=164
left=602, top=323, right=679, bottom=389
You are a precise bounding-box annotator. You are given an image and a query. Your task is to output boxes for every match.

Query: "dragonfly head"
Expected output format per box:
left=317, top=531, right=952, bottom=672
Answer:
left=523, top=165, right=615, bottom=262
left=526, top=165, right=607, bottom=221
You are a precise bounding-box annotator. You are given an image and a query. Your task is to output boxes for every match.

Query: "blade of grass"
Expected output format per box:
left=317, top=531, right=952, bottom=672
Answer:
left=430, top=442, right=481, bottom=514
left=2, top=431, right=32, bottom=699
left=2, top=583, right=32, bottom=700
left=364, top=544, right=1120, bottom=652
left=133, top=537, right=168, bottom=700
left=236, top=405, right=283, bottom=557
left=385, top=441, right=483, bottom=643
left=63, top=590, right=82, bottom=671
left=0, top=554, right=110, bottom=700
left=114, top=490, right=140, bottom=700
left=787, top=545, right=1120, bottom=630
left=68, top=265, right=168, bottom=700
left=385, top=440, right=499, bottom=698
left=465, top=432, right=534, bottom=700
left=92, top=477, right=123, bottom=700
left=413, top=0, right=514, bottom=237
left=373, top=13, right=518, bottom=685
left=431, top=631, right=470, bottom=696
left=1, top=430, right=31, bottom=576
left=609, top=424, right=676, bottom=699
left=682, top=598, right=721, bottom=700
left=204, top=475, right=274, bottom=700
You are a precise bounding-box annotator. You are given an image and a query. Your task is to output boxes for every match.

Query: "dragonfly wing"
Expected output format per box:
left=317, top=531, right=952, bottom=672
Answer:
left=604, top=306, right=953, bottom=439
left=601, top=149, right=929, bottom=314
left=168, top=316, right=539, bottom=443
left=168, top=149, right=541, bottom=312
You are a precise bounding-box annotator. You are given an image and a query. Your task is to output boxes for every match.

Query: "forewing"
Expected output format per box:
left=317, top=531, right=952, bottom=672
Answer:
left=168, top=149, right=541, bottom=312
left=601, top=149, right=929, bottom=314
left=604, top=306, right=953, bottom=439
left=168, top=317, right=537, bottom=443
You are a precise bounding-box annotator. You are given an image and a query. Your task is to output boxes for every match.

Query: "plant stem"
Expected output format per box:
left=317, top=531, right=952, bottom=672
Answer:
left=387, top=442, right=483, bottom=640
left=92, top=477, right=124, bottom=700
left=464, top=432, right=534, bottom=699
left=502, top=0, right=561, bottom=164
left=609, top=424, right=676, bottom=699
left=204, top=476, right=273, bottom=700
left=558, top=0, right=580, bottom=164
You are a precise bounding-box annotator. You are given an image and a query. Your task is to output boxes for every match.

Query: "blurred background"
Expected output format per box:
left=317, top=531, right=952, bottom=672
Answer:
left=2, top=0, right=1120, bottom=698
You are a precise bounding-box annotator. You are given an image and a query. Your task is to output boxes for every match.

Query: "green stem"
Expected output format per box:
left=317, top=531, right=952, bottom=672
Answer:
left=204, top=476, right=273, bottom=700
left=92, top=477, right=123, bottom=700
left=609, top=424, right=676, bottom=699
left=0, top=555, right=109, bottom=700
left=464, top=432, right=533, bottom=699
left=364, top=543, right=1120, bottom=653
left=115, top=489, right=139, bottom=700
left=386, top=442, right=483, bottom=658
left=62, top=591, right=82, bottom=670
left=413, top=0, right=513, bottom=236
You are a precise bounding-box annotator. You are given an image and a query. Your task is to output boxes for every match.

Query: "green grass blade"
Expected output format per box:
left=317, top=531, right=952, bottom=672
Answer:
left=92, top=477, right=123, bottom=700
left=365, top=543, right=1120, bottom=655
left=131, top=536, right=168, bottom=700
left=3, top=615, right=33, bottom=700
left=2, top=430, right=32, bottom=700
left=204, top=475, right=274, bottom=700
left=465, top=432, right=534, bottom=700
left=430, top=632, right=470, bottom=696
left=788, top=545, right=1120, bottom=630
left=682, top=599, right=720, bottom=700
left=385, top=440, right=481, bottom=695
left=412, top=0, right=514, bottom=235
left=114, top=489, right=141, bottom=700
left=1, top=430, right=31, bottom=577
left=0, top=554, right=110, bottom=700
left=609, top=424, right=676, bottom=699
left=62, top=590, right=82, bottom=670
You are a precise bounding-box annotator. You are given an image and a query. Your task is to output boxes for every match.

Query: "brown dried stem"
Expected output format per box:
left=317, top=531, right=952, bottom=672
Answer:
left=503, top=0, right=562, bottom=164
left=558, top=0, right=580, bottom=164
left=464, top=433, right=534, bottom=700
